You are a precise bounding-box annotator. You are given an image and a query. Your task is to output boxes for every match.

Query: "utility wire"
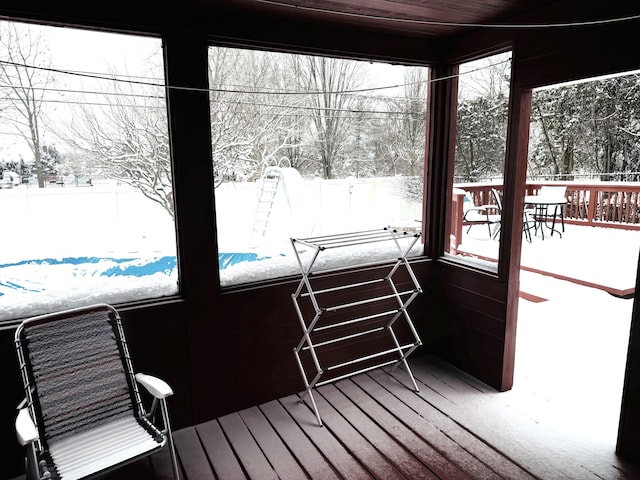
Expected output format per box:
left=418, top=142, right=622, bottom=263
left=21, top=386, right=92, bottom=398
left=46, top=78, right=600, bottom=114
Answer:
left=0, top=83, right=431, bottom=103
left=1, top=95, right=428, bottom=120
left=0, top=57, right=511, bottom=96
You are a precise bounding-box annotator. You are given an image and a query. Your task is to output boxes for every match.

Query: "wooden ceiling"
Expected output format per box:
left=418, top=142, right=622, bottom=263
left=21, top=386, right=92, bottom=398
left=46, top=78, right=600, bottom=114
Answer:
left=2, top=0, right=639, bottom=52
left=203, top=0, right=631, bottom=40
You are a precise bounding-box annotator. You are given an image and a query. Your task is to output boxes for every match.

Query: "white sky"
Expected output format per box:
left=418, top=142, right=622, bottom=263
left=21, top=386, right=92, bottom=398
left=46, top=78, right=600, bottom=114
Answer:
left=0, top=21, right=163, bottom=158
left=0, top=20, right=424, bottom=161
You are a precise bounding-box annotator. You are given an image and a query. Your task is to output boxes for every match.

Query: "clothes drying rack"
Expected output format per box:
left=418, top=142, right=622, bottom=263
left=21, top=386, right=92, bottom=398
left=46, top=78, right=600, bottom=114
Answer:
left=291, top=227, right=423, bottom=426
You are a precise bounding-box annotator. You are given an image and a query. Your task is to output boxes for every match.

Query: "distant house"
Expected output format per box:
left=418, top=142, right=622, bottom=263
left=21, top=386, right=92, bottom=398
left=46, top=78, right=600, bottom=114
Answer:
left=0, top=170, right=20, bottom=188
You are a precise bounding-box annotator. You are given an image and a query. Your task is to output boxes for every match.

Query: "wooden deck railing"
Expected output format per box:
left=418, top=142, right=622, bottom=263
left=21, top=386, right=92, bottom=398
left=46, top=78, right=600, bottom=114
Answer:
left=449, top=180, right=640, bottom=252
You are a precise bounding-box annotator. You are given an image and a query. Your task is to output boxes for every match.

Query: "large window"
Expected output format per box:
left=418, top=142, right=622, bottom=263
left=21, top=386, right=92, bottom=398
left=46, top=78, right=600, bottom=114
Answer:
left=445, top=51, right=512, bottom=271
left=0, top=22, right=177, bottom=321
left=208, top=47, right=429, bottom=286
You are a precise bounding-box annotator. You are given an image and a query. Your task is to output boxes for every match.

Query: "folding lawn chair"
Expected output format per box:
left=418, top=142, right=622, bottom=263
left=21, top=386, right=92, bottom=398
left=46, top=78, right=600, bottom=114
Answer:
left=14, top=303, right=180, bottom=480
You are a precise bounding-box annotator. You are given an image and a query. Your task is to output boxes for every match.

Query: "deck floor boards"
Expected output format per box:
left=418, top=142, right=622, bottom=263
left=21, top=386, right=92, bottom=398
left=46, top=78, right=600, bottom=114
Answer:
left=195, top=420, right=248, bottom=480
left=96, top=355, right=640, bottom=480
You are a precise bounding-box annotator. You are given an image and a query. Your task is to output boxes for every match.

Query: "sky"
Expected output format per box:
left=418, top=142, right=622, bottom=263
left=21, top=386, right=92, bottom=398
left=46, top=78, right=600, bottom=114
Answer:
left=0, top=22, right=163, bottom=160
left=0, top=20, right=422, bottom=162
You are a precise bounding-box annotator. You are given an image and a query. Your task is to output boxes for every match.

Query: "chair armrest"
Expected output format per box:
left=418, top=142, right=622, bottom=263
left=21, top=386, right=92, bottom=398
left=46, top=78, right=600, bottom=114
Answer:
left=135, top=373, right=174, bottom=399
left=462, top=205, right=499, bottom=220
left=476, top=204, right=499, bottom=212
left=16, top=408, right=38, bottom=446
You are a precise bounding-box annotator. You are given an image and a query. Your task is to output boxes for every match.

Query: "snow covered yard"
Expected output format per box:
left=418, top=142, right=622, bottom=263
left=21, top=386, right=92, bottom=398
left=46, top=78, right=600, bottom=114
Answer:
left=0, top=176, right=423, bottom=321
left=0, top=181, right=178, bottom=321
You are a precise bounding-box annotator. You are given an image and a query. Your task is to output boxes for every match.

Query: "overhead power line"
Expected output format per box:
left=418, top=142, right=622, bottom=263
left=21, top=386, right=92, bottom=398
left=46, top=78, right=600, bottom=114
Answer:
left=1, top=95, right=427, bottom=120
left=0, top=57, right=511, bottom=97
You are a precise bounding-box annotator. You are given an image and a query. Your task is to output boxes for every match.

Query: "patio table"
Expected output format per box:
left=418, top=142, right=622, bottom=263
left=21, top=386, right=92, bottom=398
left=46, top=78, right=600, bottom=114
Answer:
left=524, top=195, right=566, bottom=239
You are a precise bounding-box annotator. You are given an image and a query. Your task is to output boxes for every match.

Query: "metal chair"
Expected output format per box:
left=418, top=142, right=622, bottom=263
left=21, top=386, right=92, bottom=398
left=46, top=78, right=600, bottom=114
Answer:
left=463, top=188, right=533, bottom=242
left=14, top=304, right=180, bottom=480
left=538, top=185, right=567, bottom=233
left=492, top=188, right=535, bottom=243
left=462, top=190, right=502, bottom=238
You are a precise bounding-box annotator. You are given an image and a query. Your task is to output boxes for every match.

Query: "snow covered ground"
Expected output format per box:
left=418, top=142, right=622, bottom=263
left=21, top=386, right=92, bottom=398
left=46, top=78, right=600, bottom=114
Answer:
left=0, top=177, right=423, bottom=321
left=459, top=222, right=640, bottom=294
left=0, top=182, right=179, bottom=321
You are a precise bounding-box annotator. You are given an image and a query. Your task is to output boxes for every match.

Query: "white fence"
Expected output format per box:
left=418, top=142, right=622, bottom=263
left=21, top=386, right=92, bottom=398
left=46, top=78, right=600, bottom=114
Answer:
left=214, top=176, right=422, bottom=250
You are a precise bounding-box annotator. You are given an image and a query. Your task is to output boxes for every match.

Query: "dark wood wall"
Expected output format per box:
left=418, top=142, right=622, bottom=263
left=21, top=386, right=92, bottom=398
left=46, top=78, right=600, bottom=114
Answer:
left=0, top=1, right=639, bottom=477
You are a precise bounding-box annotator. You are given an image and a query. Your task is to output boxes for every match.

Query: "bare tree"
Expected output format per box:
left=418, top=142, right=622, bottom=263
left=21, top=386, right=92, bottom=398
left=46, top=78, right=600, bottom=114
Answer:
left=374, top=68, right=427, bottom=177
left=63, top=72, right=174, bottom=217
left=208, top=47, right=305, bottom=184
left=0, top=21, right=53, bottom=187
left=296, top=55, right=364, bottom=179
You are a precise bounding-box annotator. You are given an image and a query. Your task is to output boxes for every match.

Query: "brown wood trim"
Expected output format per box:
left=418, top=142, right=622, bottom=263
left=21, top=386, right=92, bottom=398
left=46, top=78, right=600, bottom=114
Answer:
left=500, top=51, right=532, bottom=391
left=425, top=64, right=458, bottom=258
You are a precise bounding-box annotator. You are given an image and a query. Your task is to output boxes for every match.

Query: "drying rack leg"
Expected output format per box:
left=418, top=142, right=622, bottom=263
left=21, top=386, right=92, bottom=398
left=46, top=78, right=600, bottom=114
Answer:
left=387, top=344, right=421, bottom=392
left=300, top=387, right=323, bottom=427
left=294, top=347, right=324, bottom=426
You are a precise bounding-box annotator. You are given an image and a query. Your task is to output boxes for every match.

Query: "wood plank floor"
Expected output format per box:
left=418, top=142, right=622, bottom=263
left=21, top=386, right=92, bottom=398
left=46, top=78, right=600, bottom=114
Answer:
left=97, top=355, right=640, bottom=479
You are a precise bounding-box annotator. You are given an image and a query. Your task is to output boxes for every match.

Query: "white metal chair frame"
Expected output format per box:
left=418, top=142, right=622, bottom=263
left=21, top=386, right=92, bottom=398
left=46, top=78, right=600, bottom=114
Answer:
left=14, top=304, right=180, bottom=480
left=464, top=189, right=534, bottom=243
left=462, top=191, right=502, bottom=238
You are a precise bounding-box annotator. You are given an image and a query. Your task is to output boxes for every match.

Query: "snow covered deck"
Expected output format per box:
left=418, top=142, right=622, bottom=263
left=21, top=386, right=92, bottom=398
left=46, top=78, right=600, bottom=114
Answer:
left=460, top=222, right=637, bottom=455
left=457, top=223, right=640, bottom=298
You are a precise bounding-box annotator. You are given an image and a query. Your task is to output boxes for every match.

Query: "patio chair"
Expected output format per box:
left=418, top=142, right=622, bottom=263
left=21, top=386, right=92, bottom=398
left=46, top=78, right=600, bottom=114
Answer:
left=462, top=191, right=501, bottom=238
left=14, top=303, right=180, bottom=480
left=493, top=188, right=535, bottom=243
left=538, top=185, right=567, bottom=233
left=464, top=188, right=533, bottom=242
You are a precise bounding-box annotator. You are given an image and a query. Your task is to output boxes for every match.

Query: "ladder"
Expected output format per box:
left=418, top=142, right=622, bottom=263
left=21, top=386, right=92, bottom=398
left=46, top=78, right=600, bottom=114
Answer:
left=251, top=168, right=281, bottom=238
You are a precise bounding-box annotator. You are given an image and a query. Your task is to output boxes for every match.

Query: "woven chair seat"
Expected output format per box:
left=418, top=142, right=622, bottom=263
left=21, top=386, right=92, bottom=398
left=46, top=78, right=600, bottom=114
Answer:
left=49, top=415, right=163, bottom=480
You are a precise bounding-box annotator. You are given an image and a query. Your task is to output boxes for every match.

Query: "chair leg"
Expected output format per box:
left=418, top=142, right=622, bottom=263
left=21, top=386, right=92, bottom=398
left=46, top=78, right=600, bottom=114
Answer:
left=161, top=400, right=181, bottom=480
left=491, top=223, right=501, bottom=240
left=523, top=218, right=532, bottom=243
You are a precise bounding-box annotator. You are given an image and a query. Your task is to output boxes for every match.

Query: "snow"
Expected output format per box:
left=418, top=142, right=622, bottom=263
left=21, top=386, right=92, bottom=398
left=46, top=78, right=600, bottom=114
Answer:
left=0, top=177, right=424, bottom=321
left=1, top=178, right=637, bottom=448
left=0, top=181, right=178, bottom=321
left=455, top=222, right=640, bottom=293
left=2, top=179, right=638, bottom=323
left=456, top=223, right=639, bottom=448
left=214, top=175, right=423, bottom=287
left=514, top=271, right=634, bottom=449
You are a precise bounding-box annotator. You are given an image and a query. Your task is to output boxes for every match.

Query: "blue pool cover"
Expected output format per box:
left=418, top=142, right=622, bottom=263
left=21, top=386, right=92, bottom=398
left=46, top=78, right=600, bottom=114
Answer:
left=0, top=252, right=272, bottom=294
